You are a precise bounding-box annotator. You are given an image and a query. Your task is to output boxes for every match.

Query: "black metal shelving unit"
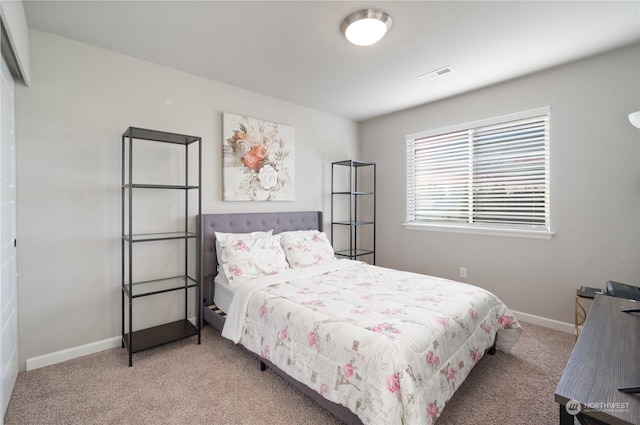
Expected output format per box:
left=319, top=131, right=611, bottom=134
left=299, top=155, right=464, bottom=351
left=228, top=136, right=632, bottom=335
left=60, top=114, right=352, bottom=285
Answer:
left=121, top=127, right=201, bottom=366
left=331, top=160, right=376, bottom=264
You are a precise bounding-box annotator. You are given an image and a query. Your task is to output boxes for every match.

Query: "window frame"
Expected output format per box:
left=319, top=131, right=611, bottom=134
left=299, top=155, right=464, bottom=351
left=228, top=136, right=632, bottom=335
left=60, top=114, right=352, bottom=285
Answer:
left=404, top=107, right=553, bottom=240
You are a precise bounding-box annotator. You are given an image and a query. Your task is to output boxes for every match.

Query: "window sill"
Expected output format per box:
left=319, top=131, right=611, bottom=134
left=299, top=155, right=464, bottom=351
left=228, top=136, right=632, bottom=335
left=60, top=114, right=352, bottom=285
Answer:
left=402, top=222, right=554, bottom=240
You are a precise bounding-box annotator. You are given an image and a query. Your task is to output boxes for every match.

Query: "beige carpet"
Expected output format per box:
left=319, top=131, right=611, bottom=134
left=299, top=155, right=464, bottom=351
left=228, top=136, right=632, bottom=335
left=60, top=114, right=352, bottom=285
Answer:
left=5, top=321, right=574, bottom=425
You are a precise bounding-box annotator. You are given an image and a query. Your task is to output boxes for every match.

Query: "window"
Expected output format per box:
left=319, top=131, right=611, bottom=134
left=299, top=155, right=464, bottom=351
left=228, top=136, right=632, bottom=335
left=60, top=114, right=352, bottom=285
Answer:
left=405, top=107, right=552, bottom=239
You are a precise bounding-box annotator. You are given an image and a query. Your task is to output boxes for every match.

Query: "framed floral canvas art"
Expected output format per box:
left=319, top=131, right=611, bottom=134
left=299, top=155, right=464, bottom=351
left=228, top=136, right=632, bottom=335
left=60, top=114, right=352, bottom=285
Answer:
left=222, top=113, right=295, bottom=201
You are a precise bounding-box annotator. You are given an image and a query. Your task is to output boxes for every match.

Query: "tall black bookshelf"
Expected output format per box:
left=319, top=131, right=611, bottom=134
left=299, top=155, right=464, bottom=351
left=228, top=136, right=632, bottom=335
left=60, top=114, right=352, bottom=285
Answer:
left=331, top=160, right=376, bottom=264
left=121, top=127, right=201, bottom=366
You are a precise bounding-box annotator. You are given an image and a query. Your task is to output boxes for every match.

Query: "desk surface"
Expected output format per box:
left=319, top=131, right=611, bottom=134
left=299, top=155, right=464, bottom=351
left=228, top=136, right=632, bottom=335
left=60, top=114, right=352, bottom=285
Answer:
left=555, top=295, right=640, bottom=425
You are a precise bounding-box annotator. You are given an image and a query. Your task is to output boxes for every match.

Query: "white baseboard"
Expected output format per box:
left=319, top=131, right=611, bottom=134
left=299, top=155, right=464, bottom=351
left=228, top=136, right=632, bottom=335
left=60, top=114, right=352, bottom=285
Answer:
left=26, top=336, right=121, bottom=371
left=511, top=309, right=574, bottom=334
left=25, top=317, right=199, bottom=371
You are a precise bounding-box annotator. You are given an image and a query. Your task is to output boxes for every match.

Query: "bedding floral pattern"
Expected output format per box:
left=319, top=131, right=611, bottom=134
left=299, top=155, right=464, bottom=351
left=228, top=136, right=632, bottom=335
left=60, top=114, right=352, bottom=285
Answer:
left=279, top=231, right=336, bottom=269
left=222, top=260, right=522, bottom=425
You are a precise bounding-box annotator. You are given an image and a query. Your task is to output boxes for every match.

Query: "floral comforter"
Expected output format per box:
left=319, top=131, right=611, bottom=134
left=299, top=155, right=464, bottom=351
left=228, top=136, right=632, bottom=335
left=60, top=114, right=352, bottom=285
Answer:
left=222, top=260, right=522, bottom=425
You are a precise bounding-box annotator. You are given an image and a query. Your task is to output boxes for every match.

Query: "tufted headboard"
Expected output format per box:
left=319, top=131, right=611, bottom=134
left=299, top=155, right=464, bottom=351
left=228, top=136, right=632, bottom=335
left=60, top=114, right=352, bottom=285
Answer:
left=198, top=211, right=323, bottom=305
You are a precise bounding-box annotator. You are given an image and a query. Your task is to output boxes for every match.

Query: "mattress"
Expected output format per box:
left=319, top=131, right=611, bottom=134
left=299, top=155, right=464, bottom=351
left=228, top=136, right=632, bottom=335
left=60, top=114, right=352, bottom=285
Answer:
left=213, top=277, right=234, bottom=313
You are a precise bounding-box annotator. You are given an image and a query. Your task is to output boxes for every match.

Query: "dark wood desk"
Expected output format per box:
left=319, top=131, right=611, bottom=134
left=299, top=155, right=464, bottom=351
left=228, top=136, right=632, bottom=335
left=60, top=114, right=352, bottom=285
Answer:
left=555, top=295, right=640, bottom=425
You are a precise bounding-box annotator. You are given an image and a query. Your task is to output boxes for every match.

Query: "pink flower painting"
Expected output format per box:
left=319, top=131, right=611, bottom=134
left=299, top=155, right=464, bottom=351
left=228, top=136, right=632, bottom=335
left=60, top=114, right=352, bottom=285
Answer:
left=223, top=113, right=295, bottom=201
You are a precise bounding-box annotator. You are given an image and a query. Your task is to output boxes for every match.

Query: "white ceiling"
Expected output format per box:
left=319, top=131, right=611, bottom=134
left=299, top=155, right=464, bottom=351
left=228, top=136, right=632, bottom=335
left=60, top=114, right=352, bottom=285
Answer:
left=23, top=1, right=640, bottom=122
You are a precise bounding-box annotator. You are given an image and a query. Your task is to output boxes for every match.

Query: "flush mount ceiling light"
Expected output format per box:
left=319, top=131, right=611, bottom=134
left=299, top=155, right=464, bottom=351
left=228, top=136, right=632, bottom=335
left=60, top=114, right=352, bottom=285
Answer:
left=341, top=9, right=392, bottom=46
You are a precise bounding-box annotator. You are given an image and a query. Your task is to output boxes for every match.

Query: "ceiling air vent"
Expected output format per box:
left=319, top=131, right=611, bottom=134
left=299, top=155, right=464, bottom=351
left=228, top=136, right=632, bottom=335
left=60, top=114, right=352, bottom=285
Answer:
left=419, top=65, right=455, bottom=82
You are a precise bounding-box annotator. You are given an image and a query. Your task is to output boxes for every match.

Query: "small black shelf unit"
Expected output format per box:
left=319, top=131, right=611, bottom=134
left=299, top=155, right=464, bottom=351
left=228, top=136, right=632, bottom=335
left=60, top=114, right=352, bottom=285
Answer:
left=121, top=127, right=201, bottom=366
left=331, top=160, right=376, bottom=264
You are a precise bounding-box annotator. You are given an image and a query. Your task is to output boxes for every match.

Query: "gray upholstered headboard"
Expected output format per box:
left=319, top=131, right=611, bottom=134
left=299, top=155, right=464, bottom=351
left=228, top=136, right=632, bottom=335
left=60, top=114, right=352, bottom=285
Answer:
left=198, top=211, right=323, bottom=305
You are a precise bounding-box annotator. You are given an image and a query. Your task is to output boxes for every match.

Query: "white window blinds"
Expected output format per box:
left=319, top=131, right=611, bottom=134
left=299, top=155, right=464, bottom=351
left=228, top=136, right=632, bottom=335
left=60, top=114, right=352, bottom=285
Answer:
left=406, top=108, right=550, bottom=233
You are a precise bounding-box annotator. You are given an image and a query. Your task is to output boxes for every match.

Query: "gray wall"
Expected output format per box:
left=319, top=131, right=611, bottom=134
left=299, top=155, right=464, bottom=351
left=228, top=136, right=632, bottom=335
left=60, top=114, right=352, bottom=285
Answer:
left=15, top=30, right=359, bottom=369
left=359, top=43, right=640, bottom=325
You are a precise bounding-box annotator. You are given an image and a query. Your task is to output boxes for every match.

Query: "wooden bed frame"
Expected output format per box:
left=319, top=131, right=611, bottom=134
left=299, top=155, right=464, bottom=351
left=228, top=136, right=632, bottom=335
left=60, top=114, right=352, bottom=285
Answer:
left=198, top=211, right=364, bottom=425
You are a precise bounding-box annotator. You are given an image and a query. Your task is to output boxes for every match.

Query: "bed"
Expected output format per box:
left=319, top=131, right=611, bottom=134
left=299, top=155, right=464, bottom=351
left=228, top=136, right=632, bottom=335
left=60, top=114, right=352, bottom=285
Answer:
left=199, top=211, right=522, bottom=425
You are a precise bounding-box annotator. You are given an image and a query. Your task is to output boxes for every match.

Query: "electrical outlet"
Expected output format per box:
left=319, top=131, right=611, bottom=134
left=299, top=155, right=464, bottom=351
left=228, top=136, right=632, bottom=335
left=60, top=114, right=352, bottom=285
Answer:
left=459, top=267, right=467, bottom=278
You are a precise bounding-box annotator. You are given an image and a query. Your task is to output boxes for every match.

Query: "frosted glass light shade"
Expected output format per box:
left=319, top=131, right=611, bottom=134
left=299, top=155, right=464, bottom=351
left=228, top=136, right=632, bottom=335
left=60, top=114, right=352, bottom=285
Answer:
left=341, top=9, right=392, bottom=46
left=629, top=111, right=640, bottom=129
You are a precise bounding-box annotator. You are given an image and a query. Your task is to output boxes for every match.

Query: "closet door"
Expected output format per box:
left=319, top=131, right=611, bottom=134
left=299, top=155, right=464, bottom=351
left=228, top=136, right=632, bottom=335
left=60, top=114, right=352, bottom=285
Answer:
left=0, top=54, right=18, bottom=417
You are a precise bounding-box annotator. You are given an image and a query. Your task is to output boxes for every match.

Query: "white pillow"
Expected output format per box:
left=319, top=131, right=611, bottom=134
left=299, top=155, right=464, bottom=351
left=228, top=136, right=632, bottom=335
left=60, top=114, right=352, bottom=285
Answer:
left=214, top=230, right=273, bottom=282
left=280, top=231, right=336, bottom=269
left=219, top=234, right=289, bottom=283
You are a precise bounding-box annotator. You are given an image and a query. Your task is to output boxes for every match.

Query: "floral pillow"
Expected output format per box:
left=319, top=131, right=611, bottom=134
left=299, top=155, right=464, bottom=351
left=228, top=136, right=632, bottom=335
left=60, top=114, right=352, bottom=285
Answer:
left=280, top=231, right=336, bottom=269
left=214, top=230, right=273, bottom=283
left=219, top=234, right=289, bottom=283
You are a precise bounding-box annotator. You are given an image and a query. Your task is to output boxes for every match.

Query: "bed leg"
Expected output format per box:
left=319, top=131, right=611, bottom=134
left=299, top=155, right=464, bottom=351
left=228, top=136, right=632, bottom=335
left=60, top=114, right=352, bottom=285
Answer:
left=487, top=335, right=497, bottom=355
left=260, top=361, right=266, bottom=371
